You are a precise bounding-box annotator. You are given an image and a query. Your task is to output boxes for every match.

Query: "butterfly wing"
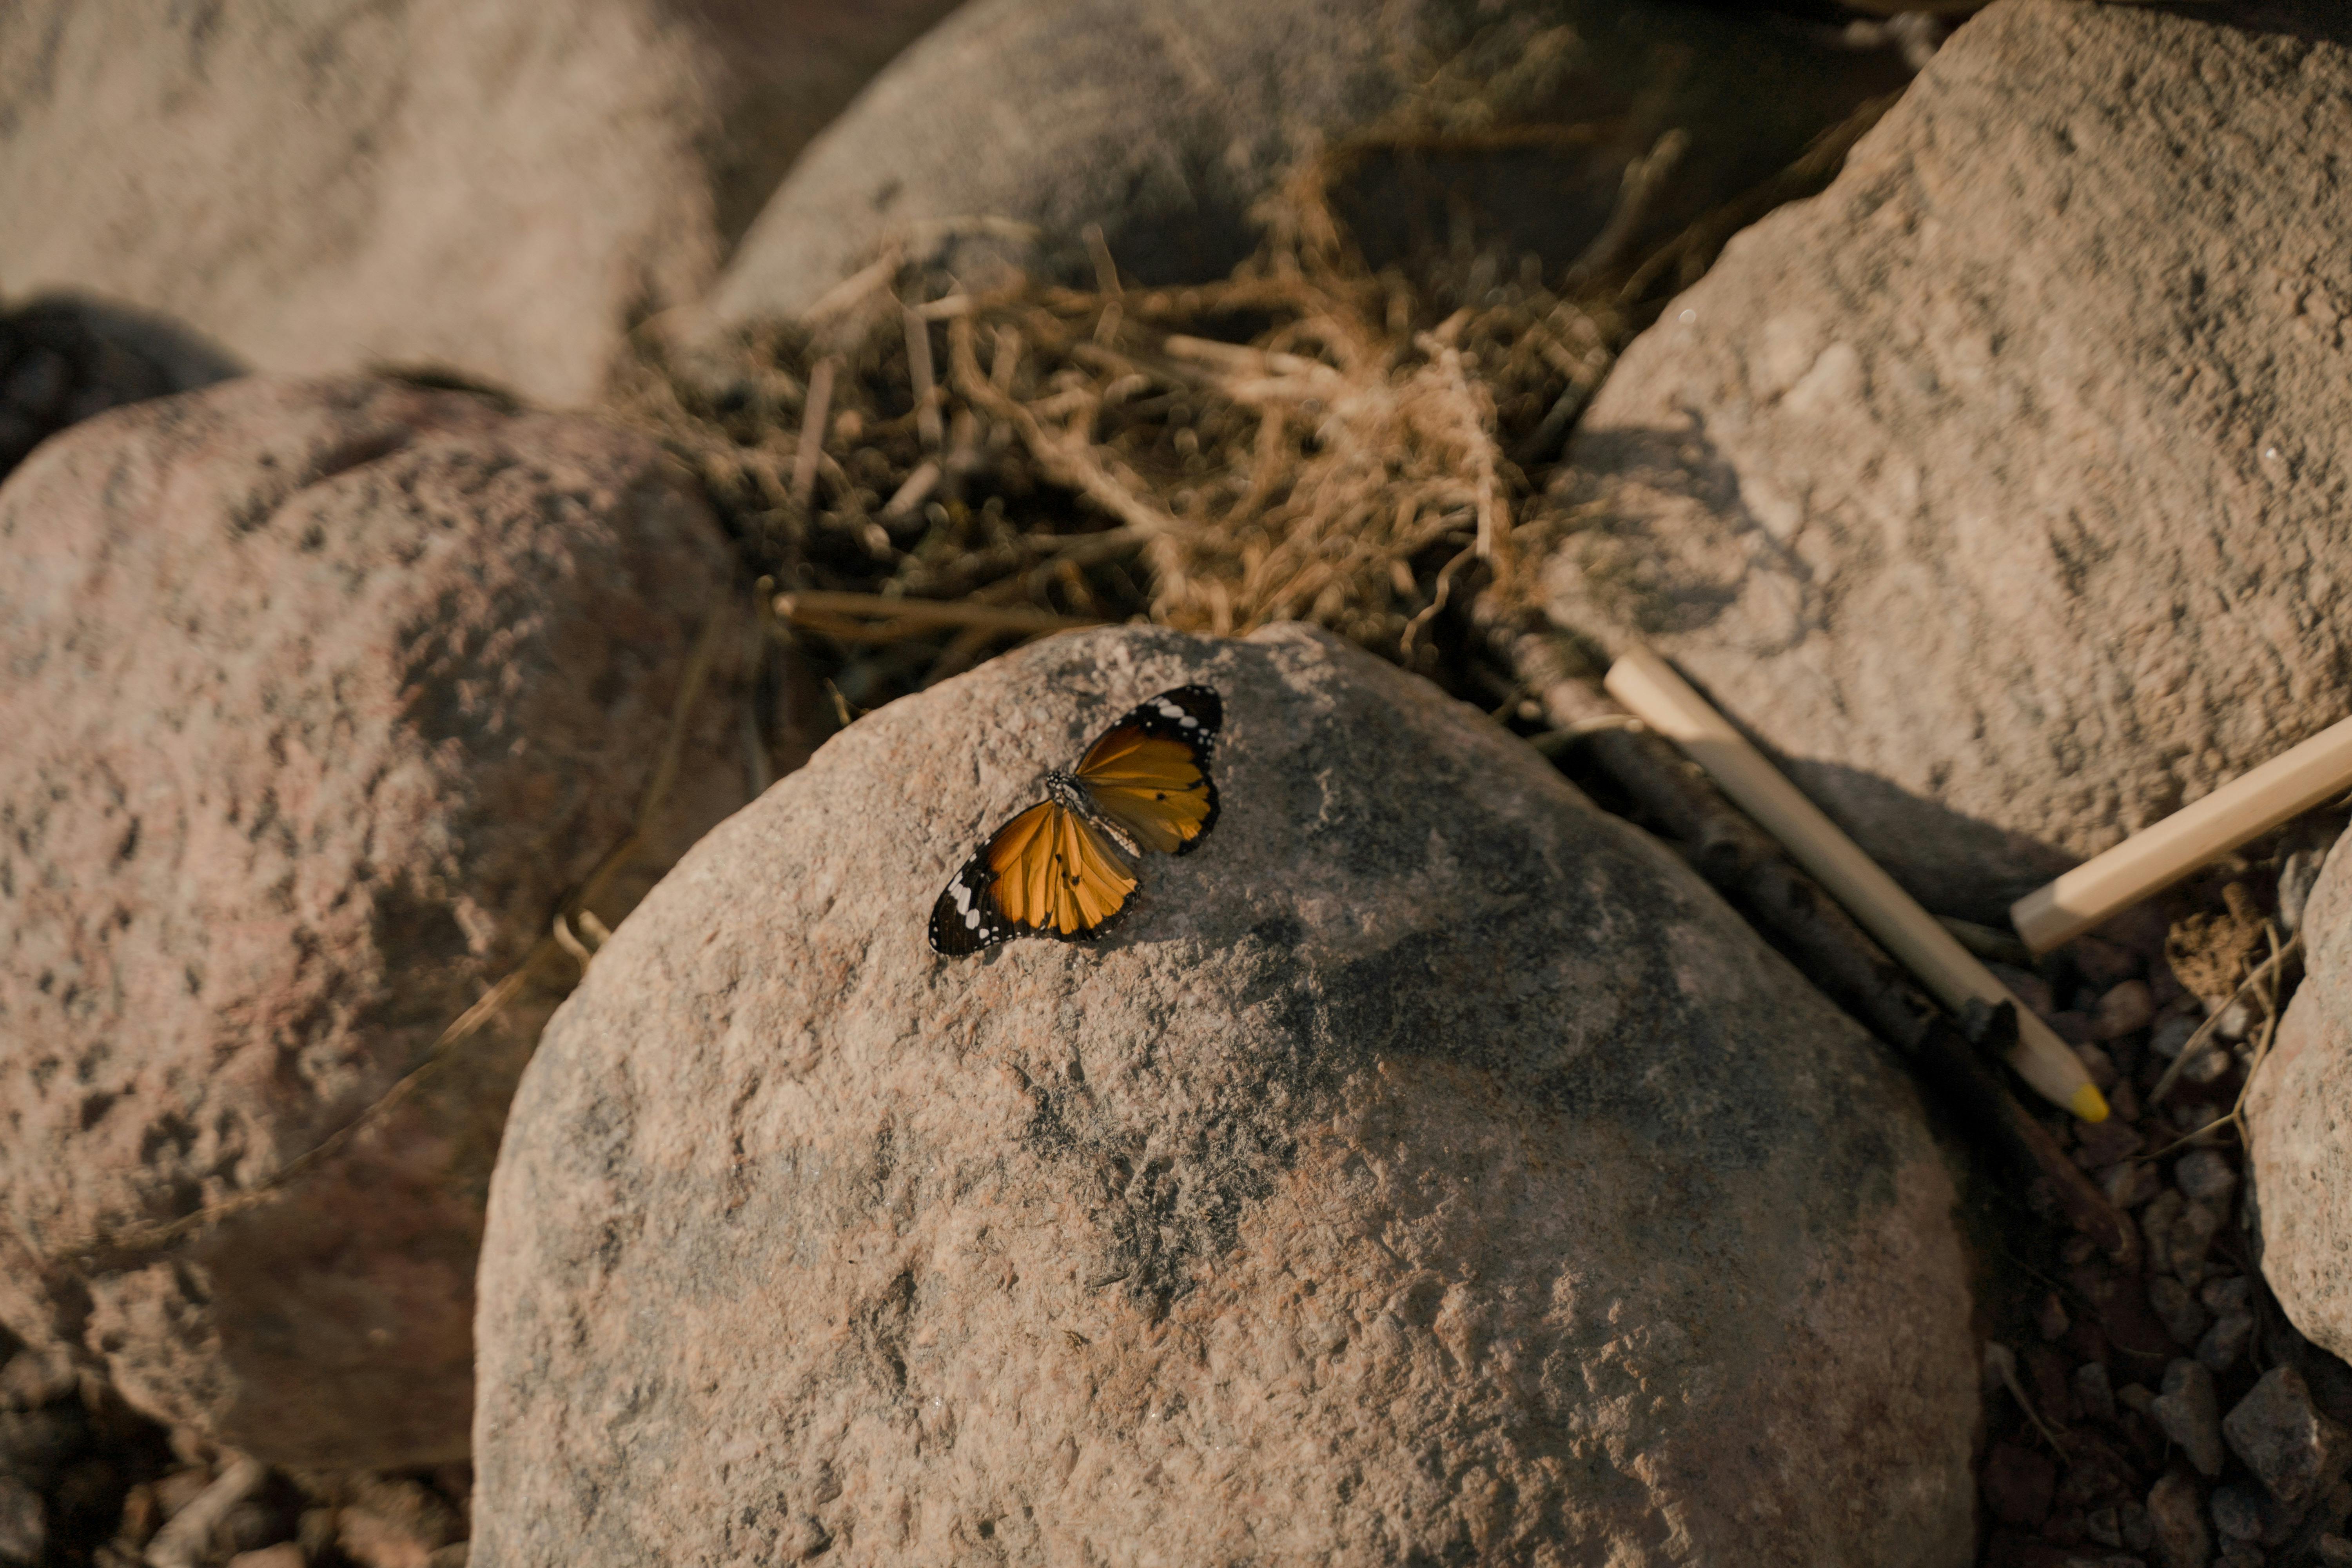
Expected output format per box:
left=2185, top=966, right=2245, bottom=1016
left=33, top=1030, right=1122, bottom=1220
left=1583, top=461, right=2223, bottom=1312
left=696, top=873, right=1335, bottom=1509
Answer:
left=1074, top=684, right=1222, bottom=857
left=928, top=800, right=1139, bottom=956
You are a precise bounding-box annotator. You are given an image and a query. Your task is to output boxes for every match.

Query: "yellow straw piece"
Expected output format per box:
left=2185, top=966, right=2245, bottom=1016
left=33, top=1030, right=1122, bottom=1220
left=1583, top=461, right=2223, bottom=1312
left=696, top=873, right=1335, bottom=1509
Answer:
left=1604, top=649, right=2106, bottom=1123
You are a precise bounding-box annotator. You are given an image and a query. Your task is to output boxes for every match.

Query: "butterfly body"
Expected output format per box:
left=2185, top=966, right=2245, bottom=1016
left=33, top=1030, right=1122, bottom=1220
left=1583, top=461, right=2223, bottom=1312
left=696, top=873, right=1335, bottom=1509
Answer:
left=929, top=684, right=1222, bottom=956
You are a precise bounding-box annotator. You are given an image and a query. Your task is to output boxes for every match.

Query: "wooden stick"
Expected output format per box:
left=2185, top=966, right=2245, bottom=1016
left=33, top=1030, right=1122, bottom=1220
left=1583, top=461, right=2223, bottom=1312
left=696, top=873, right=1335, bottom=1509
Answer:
left=772, top=590, right=1103, bottom=635
left=1509, top=635, right=2134, bottom=1258
left=2011, top=710, right=2352, bottom=954
left=1605, top=649, right=2108, bottom=1123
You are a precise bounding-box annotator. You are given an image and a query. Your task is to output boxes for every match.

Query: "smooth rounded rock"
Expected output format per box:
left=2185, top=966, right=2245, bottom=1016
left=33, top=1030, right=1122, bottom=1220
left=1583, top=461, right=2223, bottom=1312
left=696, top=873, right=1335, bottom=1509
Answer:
left=0, top=376, right=764, bottom=1466
left=2249, top=836, right=2352, bottom=1366
left=472, top=622, right=1976, bottom=1565
left=0, top=0, right=967, bottom=406
left=1543, top=0, right=2352, bottom=918
left=708, top=0, right=1911, bottom=325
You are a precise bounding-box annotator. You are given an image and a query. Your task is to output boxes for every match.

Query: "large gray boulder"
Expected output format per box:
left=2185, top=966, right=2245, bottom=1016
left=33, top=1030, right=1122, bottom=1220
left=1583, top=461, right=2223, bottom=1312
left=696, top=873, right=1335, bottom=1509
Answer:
left=2249, top=835, right=2352, bottom=1363
left=0, top=376, right=764, bottom=1467
left=1542, top=0, right=2352, bottom=920
left=707, top=0, right=1911, bottom=324
left=471, top=623, right=1976, bottom=1565
left=0, top=0, right=967, bottom=407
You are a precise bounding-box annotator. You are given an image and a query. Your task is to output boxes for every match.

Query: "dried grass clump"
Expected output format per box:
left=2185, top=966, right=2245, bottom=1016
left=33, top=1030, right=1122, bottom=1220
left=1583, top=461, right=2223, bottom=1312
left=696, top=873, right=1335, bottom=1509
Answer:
left=607, top=76, right=1892, bottom=721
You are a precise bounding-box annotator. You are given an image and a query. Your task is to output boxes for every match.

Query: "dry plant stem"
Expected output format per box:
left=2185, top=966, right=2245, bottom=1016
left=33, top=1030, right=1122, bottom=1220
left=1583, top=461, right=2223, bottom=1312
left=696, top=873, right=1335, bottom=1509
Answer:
left=904, top=306, right=944, bottom=450
left=2146, top=931, right=2303, bottom=1107
left=792, top=357, right=837, bottom=506
left=2146, top=924, right=2293, bottom=1160
left=1507, top=631, right=2136, bottom=1260
left=67, top=608, right=733, bottom=1267
left=1994, top=1350, right=2072, bottom=1456
left=773, top=589, right=1105, bottom=635
left=145, top=1455, right=269, bottom=1568
left=946, top=316, right=1191, bottom=540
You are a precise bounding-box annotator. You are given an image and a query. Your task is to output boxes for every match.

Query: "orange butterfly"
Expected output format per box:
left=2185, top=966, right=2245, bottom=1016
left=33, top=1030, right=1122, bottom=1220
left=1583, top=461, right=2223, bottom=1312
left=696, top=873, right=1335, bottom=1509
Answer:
left=929, top=685, right=1221, bottom=955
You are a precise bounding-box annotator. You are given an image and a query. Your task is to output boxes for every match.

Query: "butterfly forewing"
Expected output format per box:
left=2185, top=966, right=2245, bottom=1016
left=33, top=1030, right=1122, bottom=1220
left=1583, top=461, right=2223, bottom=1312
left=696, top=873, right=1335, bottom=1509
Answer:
left=928, top=684, right=1221, bottom=957
left=1074, top=684, right=1222, bottom=856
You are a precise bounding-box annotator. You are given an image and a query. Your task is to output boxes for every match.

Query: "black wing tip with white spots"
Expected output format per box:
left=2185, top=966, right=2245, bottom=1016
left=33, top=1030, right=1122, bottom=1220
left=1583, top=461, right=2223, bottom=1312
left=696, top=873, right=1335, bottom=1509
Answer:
left=1142, top=684, right=1222, bottom=748
left=928, top=848, right=1013, bottom=956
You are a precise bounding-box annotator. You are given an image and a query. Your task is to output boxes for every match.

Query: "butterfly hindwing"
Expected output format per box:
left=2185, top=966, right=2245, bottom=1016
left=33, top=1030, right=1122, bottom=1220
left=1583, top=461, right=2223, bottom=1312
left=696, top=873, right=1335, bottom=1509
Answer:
left=927, top=800, right=1138, bottom=955
left=1074, top=684, right=1222, bottom=857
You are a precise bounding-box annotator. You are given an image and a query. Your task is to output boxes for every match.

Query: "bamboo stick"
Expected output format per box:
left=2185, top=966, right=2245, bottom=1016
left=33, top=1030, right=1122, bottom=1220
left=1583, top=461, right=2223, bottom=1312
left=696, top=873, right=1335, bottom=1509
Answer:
left=2010, top=711, right=2352, bottom=955
left=1605, top=649, right=2108, bottom=1123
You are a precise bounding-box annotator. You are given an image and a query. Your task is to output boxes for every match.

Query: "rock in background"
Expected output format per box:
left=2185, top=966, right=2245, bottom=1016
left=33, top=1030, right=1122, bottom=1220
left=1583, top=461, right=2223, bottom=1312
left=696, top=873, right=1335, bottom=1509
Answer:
left=0, top=292, right=243, bottom=483
left=707, top=0, right=1913, bottom=325
left=470, top=624, right=1976, bottom=1566
left=2249, top=833, right=2352, bottom=1368
left=1541, top=0, right=2352, bottom=920
left=0, top=375, right=768, bottom=1468
left=0, top=0, right=969, bottom=408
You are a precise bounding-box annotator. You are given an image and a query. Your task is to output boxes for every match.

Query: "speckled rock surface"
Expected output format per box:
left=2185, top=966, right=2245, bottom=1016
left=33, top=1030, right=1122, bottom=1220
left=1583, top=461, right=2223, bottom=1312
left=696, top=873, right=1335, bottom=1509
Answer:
left=2249, top=834, right=2352, bottom=1363
left=472, top=623, right=1976, bottom=1566
left=0, top=0, right=966, bottom=406
left=0, top=376, right=763, bottom=1467
left=707, top=0, right=1911, bottom=325
left=1543, top=0, right=2352, bottom=919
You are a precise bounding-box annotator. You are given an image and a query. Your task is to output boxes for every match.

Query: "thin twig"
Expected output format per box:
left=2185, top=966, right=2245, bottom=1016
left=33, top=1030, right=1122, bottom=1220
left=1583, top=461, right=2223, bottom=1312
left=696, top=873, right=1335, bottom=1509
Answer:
left=2147, top=933, right=2302, bottom=1106
left=791, top=357, right=837, bottom=507
left=774, top=589, right=1105, bottom=636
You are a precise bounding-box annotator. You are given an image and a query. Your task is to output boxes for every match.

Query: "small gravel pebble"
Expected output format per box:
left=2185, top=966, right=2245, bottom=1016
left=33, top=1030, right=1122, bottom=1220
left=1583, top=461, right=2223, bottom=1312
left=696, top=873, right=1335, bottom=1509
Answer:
left=2203, top=1277, right=2253, bottom=1315
left=2073, top=934, right=2143, bottom=987
left=2210, top=1482, right=2280, bottom=1544
left=2200, top=1312, right=2256, bottom=1374
left=2154, top=1359, right=2226, bottom=1477
left=2120, top=1501, right=2156, bottom=1553
left=2038, top=1293, right=2071, bottom=1341
left=2180, top=1039, right=2236, bottom=1084
left=2281, top=846, right=2330, bottom=933
left=2317, top=1533, right=2352, bottom=1565
left=227, top=1546, right=307, bottom=1568
left=0, top=1348, right=77, bottom=1412
left=2149, top=1277, right=2211, bottom=1348
left=2096, top=980, right=2157, bottom=1040
left=2079, top=1120, right=2147, bottom=1169
left=2224, top=1366, right=2352, bottom=1506
left=1985, top=1445, right=2061, bottom=1529
left=2212, top=997, right=2256, bottom=1043
left=2176, top=1150, right=2240, bottom=1205
left=2104, top=1161, right=2163, bottom=1208
left=2151, top=1007, right=2203, bottom=1060
left=2148, top=1470, right=2212, bottom=1568
left=2085, top=1504, right=2124, bottom=1546
left=2076, top=1362, right=2118, bottom=1423
left=2075, top=1040, right=2119, bottom=1086
left=2141, top=1191, right=2187, bottom=1270
left=0, top=1476, right=43, bottom=1568
left=1988, top=963, right=2057, bottom=1018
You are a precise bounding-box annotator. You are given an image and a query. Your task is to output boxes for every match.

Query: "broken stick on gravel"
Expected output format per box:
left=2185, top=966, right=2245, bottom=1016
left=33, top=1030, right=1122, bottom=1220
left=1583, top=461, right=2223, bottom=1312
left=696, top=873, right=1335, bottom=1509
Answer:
left=1606, top=648, right=2109, bottom=1123
left=2010, top=708, right=2352, bottom=955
